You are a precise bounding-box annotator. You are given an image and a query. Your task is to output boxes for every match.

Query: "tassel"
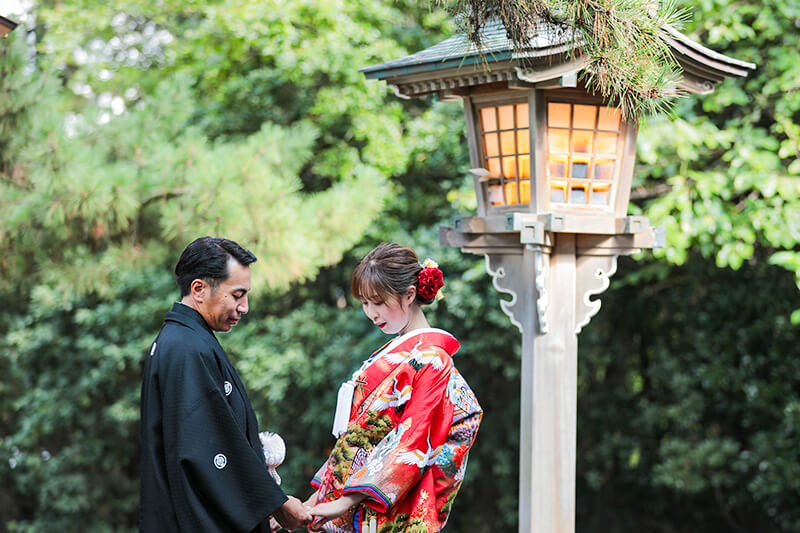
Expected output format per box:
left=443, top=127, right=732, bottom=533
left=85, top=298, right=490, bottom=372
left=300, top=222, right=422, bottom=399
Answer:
left=331, top=380, right=355, bottom=437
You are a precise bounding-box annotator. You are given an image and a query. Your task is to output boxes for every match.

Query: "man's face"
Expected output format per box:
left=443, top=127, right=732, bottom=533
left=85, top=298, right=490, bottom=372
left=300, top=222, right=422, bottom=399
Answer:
left=198, top=259, right=251, bottom=332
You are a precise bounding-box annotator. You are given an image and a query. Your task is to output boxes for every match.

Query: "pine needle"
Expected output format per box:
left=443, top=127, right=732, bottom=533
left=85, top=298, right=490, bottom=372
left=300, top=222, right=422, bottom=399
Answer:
left=439, top=0, right=689, bottom=120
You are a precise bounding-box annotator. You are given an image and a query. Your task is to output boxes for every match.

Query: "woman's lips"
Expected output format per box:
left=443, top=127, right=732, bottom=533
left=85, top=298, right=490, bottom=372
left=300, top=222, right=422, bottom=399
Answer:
left=377, top=322, right=386, bottom=329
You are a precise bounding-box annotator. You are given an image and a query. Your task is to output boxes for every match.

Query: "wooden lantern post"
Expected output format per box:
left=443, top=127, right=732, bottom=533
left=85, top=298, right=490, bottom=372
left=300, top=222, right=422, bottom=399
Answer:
left=361, top=19, right=754, bottom=533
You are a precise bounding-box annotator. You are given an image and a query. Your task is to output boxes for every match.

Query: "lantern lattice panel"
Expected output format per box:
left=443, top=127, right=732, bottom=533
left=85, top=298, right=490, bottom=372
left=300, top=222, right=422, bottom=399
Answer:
left=546, top=101, right=622, bottom=207
left=478, top=103, right=531, bottom=206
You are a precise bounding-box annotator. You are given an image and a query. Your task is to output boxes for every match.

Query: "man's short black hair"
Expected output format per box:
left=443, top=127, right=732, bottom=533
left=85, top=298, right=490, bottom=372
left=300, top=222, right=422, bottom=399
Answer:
left=175, top=237, right=257, bottom=297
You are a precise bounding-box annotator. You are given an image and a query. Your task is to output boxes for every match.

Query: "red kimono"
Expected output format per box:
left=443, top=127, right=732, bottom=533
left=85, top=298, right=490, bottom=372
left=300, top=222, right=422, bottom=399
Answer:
left=311, top=328, right=482, bottom=533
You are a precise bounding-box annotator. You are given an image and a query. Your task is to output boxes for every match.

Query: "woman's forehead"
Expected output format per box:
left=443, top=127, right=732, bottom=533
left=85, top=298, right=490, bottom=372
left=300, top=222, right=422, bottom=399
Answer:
left=355, top=279, right=391, bottom=300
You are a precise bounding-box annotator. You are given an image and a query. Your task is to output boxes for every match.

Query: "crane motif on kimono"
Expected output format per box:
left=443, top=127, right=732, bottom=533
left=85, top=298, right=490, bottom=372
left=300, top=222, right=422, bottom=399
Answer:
left=363, top=423, right=407, bottom=477
left=371, top=377, right=413, bottom=411
left=384, top=338, right=446, bottom=370
left=399, top=433, right=444, bottom=470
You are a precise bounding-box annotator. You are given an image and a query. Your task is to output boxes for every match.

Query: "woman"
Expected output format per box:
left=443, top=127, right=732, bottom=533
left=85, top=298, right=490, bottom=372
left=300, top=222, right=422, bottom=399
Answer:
left=307, top=243, right=482, bottom=533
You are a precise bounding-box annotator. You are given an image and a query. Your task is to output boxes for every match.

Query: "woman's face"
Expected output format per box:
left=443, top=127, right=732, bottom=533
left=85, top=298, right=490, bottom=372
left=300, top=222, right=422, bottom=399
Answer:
left=360, top=289, right=414, bottom=335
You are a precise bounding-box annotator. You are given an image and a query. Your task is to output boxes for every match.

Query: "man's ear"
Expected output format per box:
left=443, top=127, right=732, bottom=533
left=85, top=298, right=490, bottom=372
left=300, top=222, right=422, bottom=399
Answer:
left=190, top=278, right=208, bottom=303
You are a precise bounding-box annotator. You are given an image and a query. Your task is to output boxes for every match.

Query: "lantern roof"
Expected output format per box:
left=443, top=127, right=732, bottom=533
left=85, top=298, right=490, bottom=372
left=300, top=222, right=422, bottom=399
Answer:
left=0, top=15, right=18, bottom=38
left=361, top=19, right=755, bottom=98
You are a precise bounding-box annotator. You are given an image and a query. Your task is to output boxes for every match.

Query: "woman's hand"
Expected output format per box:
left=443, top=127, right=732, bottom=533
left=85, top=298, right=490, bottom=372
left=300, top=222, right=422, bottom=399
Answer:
left=303, top=489, right=319, bottom=508
left=308, top=493, right=367, bottom=531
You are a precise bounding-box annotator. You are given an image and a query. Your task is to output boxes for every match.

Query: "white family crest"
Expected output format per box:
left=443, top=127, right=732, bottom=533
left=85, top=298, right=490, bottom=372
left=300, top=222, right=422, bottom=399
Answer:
left=213, top=453, right=227, bottom=470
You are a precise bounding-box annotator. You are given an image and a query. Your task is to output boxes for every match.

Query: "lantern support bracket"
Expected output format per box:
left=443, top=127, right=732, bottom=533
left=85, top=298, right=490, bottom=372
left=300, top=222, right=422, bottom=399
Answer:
left=623, top=215, right=648, bottom=234
left=508, top=213, right=534, bottom=231
left=509, top=213, right=546, bottom=245
left=443, top=215, right=663, bottom=250
left=545, top=213, right=567, bottom=231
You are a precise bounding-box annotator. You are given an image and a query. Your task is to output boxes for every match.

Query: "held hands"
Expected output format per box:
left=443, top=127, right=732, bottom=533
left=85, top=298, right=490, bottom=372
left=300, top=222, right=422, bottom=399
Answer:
left=308, top=493, right=367, bottom=532
left=272, top=495, right=312, bottom=532
left=269, top=516, right=281, bottom=533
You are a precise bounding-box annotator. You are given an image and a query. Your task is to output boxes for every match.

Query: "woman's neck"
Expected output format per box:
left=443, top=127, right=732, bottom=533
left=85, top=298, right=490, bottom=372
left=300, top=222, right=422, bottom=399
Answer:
left=399, top=305, right=429, bottom=336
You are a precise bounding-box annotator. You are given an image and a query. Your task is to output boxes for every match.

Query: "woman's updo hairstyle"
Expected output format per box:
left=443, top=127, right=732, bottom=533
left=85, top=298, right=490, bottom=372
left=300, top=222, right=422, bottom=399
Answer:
left=352, top=243, right=440, bottom=306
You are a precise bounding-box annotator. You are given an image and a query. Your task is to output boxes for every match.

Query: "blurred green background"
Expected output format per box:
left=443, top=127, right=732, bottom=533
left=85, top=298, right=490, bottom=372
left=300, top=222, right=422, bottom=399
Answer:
left=1, top=1, right=798, bottom=531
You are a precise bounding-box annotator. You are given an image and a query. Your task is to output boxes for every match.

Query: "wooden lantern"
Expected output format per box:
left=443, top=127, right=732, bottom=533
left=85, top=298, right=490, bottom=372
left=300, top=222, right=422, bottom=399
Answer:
left=362, top=18, right=754, bottom=533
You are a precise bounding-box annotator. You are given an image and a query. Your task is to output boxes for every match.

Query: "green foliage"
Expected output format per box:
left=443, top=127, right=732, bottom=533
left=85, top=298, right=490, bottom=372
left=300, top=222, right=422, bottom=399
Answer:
left=0, top=0, right=447, bottom=527
left=2, top=0, right=798, bottom=532
left=1, top=267, right=172, bottom=532
left=0, top=41, right=385, bottom=296
left=635, top=0, right=800, bottom=316
left=577, top=256, right=800, bottom=532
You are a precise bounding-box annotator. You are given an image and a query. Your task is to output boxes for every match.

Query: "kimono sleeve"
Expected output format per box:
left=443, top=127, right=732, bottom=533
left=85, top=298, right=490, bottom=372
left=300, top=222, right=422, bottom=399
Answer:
left=341, top=352, right=454, bottom=513
left=310, top=459, right=329, bottom=490
left=164, top=349, right=287, bottom=531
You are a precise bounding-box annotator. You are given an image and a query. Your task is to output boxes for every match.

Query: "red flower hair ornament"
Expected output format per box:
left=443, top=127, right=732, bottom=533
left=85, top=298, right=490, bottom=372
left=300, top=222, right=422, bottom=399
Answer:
left=417, top=258, right=444, bottom=300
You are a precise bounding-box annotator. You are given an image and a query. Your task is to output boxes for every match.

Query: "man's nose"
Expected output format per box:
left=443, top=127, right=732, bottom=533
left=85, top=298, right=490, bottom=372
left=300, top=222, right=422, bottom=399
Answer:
left=238, top=297, right=249, bottom=314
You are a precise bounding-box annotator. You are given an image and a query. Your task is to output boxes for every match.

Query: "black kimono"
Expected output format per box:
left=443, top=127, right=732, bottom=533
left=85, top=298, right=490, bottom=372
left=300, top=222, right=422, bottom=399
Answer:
left=140, top=302, right=287, bottom=532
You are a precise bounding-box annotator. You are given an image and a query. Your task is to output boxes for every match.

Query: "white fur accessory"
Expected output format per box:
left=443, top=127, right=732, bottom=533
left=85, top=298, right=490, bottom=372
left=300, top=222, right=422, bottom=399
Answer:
left=259, top=431, right=286, bottom=485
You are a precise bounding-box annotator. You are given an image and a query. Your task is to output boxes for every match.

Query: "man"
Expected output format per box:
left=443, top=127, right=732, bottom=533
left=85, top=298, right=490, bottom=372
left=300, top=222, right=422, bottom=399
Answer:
left=140, top=237, right=311, bottom=532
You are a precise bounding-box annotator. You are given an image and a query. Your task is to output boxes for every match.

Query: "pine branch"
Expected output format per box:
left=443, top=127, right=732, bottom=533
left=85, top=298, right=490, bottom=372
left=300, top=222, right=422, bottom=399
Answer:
left=438, top=0, right=689, bottom=120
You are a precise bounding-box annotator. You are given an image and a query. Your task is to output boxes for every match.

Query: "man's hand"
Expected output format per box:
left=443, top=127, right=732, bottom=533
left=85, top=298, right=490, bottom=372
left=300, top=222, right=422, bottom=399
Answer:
left=272, top=495, right=313, bottom=531
left=269, top=516, right=281, bottom=533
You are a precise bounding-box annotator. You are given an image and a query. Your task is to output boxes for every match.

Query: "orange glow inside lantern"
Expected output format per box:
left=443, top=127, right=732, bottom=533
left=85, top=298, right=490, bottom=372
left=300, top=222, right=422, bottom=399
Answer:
left=479, top=104, right=531, bottom=206
left=477, top=99, right=623, bottom=209
left=546, top=102, right=621, bottom=207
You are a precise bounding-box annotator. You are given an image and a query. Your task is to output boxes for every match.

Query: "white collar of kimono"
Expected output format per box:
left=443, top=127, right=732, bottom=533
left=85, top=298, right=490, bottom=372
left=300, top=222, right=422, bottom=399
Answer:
left=332, top=327, right=455, bottom=438
left=353, top=327, right=455, bottom=379
left=381, top=327, right=455, bottom=357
